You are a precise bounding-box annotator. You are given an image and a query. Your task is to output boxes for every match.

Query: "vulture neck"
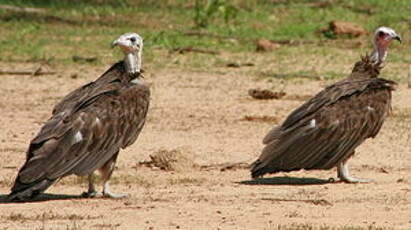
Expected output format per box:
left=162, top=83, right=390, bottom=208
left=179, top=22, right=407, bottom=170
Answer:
left=370, top=43, right=387, bottom=64
left=124, top=51, right=142, bottom=77
left=350, top=41, right=387, bottom=79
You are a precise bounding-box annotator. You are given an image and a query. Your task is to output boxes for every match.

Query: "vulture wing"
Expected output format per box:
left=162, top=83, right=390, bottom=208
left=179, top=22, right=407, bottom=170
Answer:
left=252, top=77, right=395, bottom=178
left=52, top=62, right=126, bottom=115
left=10, top=63, right=150, bottom=198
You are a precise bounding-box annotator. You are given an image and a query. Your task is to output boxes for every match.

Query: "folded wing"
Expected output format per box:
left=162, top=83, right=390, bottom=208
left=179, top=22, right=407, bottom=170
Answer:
left=252, top=78, right=395, bottom=178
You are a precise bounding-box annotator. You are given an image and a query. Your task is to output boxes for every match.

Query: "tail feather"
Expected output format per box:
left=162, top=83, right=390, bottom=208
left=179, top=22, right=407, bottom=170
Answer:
left=250, top=159, right=277, bottom=179
left=8, top=178, right=55, bottom=201
left=250, top=159, right=264, bottom=178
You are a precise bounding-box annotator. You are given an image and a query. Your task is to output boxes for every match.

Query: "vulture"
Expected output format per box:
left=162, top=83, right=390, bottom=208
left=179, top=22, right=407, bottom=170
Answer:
left=251, top=27, right=401, bottom=183
left=8, top=33, right=149, bottom=200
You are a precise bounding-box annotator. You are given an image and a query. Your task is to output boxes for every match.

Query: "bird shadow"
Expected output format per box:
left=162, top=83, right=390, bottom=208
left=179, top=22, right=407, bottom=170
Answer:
left=0, top=193, right=84, bottom=204
left=239, top=176, right=332, bottom=186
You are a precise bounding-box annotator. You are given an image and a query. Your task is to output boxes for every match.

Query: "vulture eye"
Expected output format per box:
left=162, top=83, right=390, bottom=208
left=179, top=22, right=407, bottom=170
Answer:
left=378, top=31, right=386, bottom=37
left=130, top=37, right=136, bottom=42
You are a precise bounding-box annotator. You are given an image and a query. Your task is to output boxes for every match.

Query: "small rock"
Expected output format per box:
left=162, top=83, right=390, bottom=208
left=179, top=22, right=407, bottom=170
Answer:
left=226, top=63, right=240, bottom=68
left=329, top=21, right=367, bottom=37
left=256, top=39, right=280, bottom=52
left=123, top=201, right=132, bottom=206
left=379, top=167, right=389, bottom=174
left=70, top=73, right=78, bottom=79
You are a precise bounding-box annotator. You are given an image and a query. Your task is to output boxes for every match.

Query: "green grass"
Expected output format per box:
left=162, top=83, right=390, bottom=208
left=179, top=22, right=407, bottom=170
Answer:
left=0, top=0, right=409, bottom=76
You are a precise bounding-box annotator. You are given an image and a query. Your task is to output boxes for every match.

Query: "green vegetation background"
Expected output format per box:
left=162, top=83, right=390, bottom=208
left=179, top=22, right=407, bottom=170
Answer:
left=0, top=0, right=409, bottom=74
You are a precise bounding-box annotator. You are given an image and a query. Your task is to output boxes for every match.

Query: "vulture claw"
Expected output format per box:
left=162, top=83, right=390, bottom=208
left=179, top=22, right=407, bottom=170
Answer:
left=337, top=162, right=374, bottom=183
left=102, top=191, right=129, bottom=199
left=338, top=175, right=374, bottom=183
left=102, top=182, right=129, bottom=199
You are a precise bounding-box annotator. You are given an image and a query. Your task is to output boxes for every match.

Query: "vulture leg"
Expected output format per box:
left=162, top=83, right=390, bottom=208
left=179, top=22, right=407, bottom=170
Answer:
left=100, top=152, right=128, bottom=199
left=337, top=159, right=373, bottom=183
left=82, top=174, right=103, bottom=198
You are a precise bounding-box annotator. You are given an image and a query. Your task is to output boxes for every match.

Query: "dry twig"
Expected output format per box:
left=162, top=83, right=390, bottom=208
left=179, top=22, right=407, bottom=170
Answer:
left=200, top=162, right=249, bottom=171
left=171, top=46, right=220, bottom=55
left=0, top=4, right=46, bottom=13
left=248, top=89, right=286, bottom=100
left=0, top=66, right=56, bottom=76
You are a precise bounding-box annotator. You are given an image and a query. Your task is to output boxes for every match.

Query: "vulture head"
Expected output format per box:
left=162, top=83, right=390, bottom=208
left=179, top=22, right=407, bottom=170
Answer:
left=372, top=27, right=401, bottom=64
left=112, top=33, right=143, bottom=76
left=112, top=33, right=143, bottom=54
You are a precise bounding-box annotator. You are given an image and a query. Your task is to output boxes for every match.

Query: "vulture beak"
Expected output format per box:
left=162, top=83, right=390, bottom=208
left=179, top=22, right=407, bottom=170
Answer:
left=111, top=39, right=119, bottom=48
left=393, top=35, right=402, bottom=43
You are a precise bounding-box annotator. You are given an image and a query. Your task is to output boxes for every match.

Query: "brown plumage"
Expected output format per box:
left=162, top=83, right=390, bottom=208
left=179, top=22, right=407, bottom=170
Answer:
left=251, top=27, right=401, bottom=182
left=9, top=33, right=149, bottom=200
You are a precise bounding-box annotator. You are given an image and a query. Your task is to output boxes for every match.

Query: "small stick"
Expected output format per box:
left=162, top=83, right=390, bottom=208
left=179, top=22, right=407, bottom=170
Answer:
left=0, top=69, right=56, bottom=76
left=0, top=4, right=46, bottom=13
left=172, top=46, right=220, bottom=55
left=200, top=162, right=249, bottom=171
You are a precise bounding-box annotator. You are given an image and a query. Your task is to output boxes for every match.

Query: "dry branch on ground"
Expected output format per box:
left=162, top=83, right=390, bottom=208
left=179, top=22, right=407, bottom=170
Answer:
left=0, top=66, right=56, bottom=76
left=171, top=46, right=220, bottom=55
left=248, top=88, right=286, bottom=100
left=0, top=5, right=46, bottom=14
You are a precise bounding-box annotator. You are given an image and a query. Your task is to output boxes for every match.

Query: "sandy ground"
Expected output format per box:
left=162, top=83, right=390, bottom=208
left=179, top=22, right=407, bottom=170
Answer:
left=0, top=60, right=410, bottom=230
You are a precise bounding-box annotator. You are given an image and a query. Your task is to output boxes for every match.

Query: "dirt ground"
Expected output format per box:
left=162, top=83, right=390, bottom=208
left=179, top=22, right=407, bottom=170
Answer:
left=0, top=60, right=410, bottom=230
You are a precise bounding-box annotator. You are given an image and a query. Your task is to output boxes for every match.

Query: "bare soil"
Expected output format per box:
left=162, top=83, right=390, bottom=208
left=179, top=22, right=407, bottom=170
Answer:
left=0, top=61, right=410, bottom=230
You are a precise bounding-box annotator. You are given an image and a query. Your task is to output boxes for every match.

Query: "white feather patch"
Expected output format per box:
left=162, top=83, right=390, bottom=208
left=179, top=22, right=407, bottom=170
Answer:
left=130, top=78, right=141, bottom=84
left=366, top=106, right=375, bottom=111
left=137, top=119, right=145, bottom=129
left=74, top=131, right=83, bottom=143
left=309, top=119, right=316, bottom=128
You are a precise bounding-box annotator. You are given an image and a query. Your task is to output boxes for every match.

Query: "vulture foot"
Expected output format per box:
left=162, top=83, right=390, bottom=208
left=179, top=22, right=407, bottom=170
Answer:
left=81, top=187, right=128, bottom=199
left=102, top=190, right=129, bottom=199
left=339, top=175, right=373, bottom=183
left=82, top=174, right=103, bottom=198
left=102, top=183, right=128, bottom=199
left=337, top=162, right=373, bottom=183
left=98, top=153, right=128, bottom=198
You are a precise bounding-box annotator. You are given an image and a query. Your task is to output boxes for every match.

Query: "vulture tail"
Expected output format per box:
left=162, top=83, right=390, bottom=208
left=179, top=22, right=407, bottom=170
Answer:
left=8, top=178, right=56, bottom=201
left=250, top=159, right=265, bottom=178
left=250, top=159, right=280, bottom=179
